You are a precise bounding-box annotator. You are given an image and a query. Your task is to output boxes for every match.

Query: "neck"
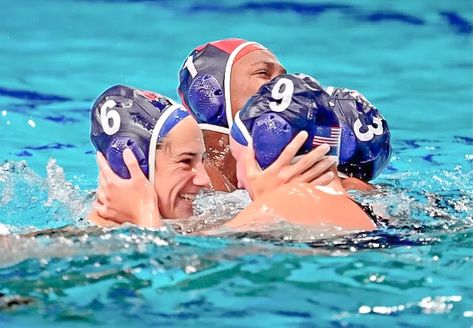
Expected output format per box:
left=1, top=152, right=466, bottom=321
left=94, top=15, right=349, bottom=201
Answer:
left=202, top=130, right=238, bottom=191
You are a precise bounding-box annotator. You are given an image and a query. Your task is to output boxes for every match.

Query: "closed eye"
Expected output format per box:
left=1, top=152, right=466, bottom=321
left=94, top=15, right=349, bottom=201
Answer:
left=179, top=158, right=193, bottom=166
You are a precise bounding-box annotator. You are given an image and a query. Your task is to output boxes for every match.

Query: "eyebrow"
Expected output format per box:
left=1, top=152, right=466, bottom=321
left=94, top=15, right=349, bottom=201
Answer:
left=250, top=61, right=287, bottom=74
left=176, top=151, right=207, bottom=158
left=177, top=152, right=199, bottom=157
left=250, top=60, right=276, bottom=67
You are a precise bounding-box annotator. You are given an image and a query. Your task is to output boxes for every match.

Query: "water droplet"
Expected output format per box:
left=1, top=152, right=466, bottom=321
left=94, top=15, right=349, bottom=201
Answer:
left=358, top=305, right=371, bottom=314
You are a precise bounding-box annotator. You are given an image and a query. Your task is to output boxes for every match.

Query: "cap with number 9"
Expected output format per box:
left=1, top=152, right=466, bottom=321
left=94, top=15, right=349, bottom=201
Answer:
left=231, top=74, right=391, bottom=181
left=231, top=73, right=341, bottom=170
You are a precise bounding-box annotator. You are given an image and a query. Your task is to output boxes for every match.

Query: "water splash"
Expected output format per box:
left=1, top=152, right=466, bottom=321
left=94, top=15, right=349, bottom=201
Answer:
left=0, top=159, right=92, bottom=232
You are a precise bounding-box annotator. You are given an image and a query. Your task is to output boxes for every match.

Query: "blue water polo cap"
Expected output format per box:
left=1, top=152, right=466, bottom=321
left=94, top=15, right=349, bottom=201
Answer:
left=90, top=85, right=189, bottom=182
left=231, top=74, right=341, bottom=170
left=325, top=87, right=391, bottom=181
left=178, top=38, right=266, bottom=133
left=231, top=74, right=391, bottom=180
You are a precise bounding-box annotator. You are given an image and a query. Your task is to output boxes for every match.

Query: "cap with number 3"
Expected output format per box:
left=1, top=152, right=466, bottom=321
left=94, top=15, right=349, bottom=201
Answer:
left=325, top=87, right=391, bottom=181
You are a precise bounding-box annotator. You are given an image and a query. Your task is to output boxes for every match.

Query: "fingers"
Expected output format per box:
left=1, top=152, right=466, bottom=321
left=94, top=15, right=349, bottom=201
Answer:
left=95, top=187, right=107, bottom=205
left=291, top=156, right=337, bottom=184
left=98, top=171, right=107, bottom=189
left=279, top=144, right=331, bottom=181
left=93, top=201, right=127, bottom=223
left=123, top=148, right=144, bottom=180
left=309, top=171, right=335, bottom=187
left=244, top=146, right=262, bottom=178
left=271, top=131, right=308, bottom=169
left=96, top=151, right=118, bottom=181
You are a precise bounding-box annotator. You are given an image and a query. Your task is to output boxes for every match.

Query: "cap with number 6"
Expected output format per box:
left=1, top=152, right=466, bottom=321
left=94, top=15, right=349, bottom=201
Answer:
left=90, top=85, right=189, bottom=181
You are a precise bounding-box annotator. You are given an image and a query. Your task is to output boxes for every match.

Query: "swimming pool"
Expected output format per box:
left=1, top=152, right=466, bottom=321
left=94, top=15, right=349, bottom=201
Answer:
left=0, top=0, right=472, bottom=326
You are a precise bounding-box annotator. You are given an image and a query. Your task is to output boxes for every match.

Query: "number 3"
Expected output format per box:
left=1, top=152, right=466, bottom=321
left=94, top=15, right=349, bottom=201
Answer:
left=269, top=78, right=294, bottom=112
left=100, top=99, right=121, bottom=135
left=353, top=117, right=384, bottom=141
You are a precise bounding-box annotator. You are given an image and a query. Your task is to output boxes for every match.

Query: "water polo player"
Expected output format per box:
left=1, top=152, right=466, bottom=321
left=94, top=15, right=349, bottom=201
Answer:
left=89, top=85, right=333, bottom=230
left=227, top=74, right=391, bottom=230
left=178, top=38, right=336, bottom=191
left=89, top=85, right=210, bottom=227
left=178, top=38, right=391, bottom=192
left=231, top=74, right=391, bottom=190
left=89, top=80, right=388, bottom=230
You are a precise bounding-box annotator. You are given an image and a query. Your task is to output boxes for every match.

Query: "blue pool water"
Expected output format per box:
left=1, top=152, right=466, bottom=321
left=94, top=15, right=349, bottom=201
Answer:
left=0, top=0, right=472, bottom=326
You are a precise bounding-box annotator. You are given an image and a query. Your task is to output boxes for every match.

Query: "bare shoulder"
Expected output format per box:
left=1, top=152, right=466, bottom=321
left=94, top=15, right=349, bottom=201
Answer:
left=226, top=182, right=375, bottom=231
left=341, top=177, right=375, bottom=192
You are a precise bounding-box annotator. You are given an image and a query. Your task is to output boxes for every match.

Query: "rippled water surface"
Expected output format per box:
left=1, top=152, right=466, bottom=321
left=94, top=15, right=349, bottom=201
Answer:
left=0, top=0, right=472, bottom=326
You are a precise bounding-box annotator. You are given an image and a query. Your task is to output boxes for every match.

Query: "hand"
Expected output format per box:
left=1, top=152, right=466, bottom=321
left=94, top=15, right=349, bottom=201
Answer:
left=93, top=148, right=161, bottom=228
left=243, top=131, right=336, bottom=200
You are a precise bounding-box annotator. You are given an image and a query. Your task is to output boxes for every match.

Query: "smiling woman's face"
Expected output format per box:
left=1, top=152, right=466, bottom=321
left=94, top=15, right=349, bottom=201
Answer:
left=153, top=116, right=210, bottom=219
left=230, top=49, right=286, bottom=116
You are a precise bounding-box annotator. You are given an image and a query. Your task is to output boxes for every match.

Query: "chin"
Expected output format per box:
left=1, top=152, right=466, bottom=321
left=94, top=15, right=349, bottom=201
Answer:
left=174, top=206, right=194, bottom=219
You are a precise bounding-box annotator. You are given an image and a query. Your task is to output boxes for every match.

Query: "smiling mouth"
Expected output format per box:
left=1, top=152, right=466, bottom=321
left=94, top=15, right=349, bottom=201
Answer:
left=179, top=193, right=196, bottom=201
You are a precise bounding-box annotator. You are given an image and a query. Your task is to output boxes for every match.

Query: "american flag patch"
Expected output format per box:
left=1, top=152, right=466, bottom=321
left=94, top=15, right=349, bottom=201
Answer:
left=138, top=90, right=162, bottom=101
left=137, top=90, right=170, bottom=111
left=312, top=126, right=341, bottom=156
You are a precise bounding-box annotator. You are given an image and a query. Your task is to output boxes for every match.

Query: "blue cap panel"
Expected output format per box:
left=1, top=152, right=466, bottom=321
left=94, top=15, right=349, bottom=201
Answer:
left=329, top=88, right=391, bottom=180
left=238, top=73, right=340, bottom=169
left=237, top=74, right=391, bottom=180
left=90, top=85, right=181, bottom=179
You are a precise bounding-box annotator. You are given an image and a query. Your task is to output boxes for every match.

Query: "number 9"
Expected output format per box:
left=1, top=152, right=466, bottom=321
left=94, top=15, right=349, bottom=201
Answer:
left=269, top=77, right=294, bottom=112
left=100, top=99, right=121, bottom=135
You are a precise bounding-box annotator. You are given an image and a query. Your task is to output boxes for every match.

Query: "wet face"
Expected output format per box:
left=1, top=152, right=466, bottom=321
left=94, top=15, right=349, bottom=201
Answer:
left=154, top=116, right=210, bottom=219
left=230, top=49, right=286, bottom=116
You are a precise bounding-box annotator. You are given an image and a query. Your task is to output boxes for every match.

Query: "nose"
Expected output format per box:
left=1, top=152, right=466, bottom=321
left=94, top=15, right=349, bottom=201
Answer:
left=193, top=161, right=210, bottom=188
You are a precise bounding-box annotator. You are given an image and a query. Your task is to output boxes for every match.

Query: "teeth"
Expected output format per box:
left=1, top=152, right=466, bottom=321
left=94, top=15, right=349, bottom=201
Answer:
left=180, top=193, right=195, bottom=201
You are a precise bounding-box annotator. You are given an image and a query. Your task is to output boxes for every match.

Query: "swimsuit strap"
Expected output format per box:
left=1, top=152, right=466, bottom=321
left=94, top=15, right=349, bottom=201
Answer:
left=354, top=201, right=389, bottom=227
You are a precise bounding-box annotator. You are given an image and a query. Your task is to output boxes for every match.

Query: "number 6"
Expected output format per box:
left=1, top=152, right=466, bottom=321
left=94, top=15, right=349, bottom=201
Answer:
left=100, top=99, right=121, bottom=135
left=269, top=77, right=294, bottom=112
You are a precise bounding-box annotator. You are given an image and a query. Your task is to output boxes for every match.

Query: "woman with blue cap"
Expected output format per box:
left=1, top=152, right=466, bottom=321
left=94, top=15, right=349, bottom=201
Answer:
left=178, top=38, right=336, bottom=191
left=227, top=73, right=390, bottom=229
left=178, top=38, right=391, bottom=193
left=91, top=76, right=389, bottom=231
left=88, top=85, right=210, bottom=227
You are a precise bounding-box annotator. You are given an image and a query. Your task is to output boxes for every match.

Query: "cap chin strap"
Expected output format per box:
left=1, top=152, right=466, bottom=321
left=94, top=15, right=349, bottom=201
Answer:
left=148, top=101, right=184, bottom=184
left=224, top=41, right=264, bottom=130
left=232, top=111, right=252, bottom=145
